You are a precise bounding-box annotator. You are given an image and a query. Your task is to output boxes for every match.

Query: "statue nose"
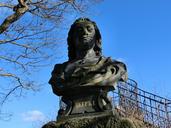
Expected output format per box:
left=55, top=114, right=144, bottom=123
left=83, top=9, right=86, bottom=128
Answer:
left=82, top=28, right=88, bottom=35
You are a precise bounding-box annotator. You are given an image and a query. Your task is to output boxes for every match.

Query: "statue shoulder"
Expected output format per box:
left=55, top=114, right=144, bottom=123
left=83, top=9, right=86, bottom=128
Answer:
left=101, top=57, right=127, bottom=71
left=112, top=59, right=127, bottom=70
left=52, top=62, right=68, bottom=74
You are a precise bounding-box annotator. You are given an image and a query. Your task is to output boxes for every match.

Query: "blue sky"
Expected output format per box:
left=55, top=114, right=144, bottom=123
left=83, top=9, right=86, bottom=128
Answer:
left=1, top=0, right=171, bottom=127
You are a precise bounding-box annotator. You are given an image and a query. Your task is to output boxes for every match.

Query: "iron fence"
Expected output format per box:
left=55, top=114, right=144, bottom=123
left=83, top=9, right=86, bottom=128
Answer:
left=112, top=79, right=171, bottom=128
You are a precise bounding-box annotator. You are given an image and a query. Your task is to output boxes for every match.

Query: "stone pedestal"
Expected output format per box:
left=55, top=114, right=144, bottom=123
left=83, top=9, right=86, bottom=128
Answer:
left=58, top=86, right=114, bottom=118
left=42, top=110, right=154, bottom=128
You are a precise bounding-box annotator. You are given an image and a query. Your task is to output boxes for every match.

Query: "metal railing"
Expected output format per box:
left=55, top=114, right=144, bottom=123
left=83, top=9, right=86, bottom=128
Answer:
left=112, top=79, right=171, bottom=128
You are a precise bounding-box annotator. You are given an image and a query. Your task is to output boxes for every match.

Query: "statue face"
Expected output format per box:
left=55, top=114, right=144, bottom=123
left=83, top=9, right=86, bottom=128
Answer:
left=74, top=22, right=96, bottom=50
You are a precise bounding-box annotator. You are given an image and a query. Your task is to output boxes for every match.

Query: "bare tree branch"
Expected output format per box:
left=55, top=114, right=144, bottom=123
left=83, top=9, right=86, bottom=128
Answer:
left=0, top=73, right=23, bottom=105
left=0, top=3, right=14, bottom=9
left=0, top=27, right=54, bottom=45
left=0, top=0, right=28, bottom=34
left=0, top=56, right=25, bottom=69
left=18, top=0, right=27, bottom=7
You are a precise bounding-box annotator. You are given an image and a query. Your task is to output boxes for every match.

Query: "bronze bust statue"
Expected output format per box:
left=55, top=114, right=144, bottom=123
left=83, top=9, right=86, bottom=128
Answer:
left=49, top=18, right=127, bottom=118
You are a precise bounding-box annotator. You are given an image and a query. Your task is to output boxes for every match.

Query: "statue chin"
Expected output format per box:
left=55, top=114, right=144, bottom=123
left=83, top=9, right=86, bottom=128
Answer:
left=79, top=39, right=94, bottom=48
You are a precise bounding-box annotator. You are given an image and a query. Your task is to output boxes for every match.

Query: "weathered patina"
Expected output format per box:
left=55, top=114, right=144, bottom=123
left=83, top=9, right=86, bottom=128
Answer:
left=49, top=18, right=127, bottom=118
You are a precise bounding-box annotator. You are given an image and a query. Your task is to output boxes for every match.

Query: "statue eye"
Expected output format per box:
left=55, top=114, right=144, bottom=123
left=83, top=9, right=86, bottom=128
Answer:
left=87, top=26, right=93, bottom=32
left=78, top=27, right=83, bottom=32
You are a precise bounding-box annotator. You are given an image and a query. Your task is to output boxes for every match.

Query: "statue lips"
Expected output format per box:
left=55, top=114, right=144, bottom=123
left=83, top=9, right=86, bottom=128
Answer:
left=81, top=36, right=93, bottom=45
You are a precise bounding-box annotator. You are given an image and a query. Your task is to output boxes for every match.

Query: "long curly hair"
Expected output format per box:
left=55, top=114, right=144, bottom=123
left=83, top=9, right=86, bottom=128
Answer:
left=67, top=18, right=102, bottom=61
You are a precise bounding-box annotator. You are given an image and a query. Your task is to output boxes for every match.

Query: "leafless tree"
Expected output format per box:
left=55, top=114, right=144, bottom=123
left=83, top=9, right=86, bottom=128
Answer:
left=0, top=0, right=102, bottom=114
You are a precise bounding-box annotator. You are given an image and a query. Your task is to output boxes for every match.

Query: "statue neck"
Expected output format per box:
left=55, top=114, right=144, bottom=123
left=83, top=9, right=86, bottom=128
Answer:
left=76, top=48, right=96, bottom=60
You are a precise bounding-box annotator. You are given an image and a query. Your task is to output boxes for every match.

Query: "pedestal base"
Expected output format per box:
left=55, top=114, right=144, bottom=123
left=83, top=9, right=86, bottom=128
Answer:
left=58, top=86, right=113, bottom=118
left=42, top=110, right=153, bottom=128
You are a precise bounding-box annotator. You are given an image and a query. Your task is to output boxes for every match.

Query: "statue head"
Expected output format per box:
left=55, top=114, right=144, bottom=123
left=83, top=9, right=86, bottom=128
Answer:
left=67, top=18, right=102, bottom=61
